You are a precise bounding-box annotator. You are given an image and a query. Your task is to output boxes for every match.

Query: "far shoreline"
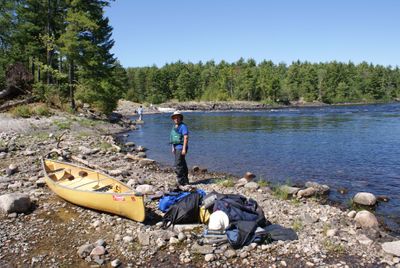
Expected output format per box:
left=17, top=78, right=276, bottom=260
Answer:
left=116, top=99, right=400, bottom=116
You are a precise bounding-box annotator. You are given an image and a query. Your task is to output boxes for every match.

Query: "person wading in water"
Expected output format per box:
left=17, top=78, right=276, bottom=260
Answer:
left=170, top=111, right=189, bottom=186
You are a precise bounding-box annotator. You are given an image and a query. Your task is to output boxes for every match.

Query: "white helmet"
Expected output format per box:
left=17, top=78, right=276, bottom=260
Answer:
left=208, top=211, right=229, bottom=231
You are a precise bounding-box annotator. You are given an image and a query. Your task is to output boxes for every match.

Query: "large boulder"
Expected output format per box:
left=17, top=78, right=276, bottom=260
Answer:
left=0, top=193, right=31, bottom=214
left=297, top=187, right=316, bottom=198
left=353, top=192, right=377, bottom=206
left=280, top=185, right=301, bottom=196
left=354, top=210, right=379, bottom=229
left=305, top=181, right=330, bottom=195
left=135, top=184, right=155, bottom=195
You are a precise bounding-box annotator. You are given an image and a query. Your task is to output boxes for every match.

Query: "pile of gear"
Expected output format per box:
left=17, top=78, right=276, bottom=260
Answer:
left=158, top=189, right=298, bottom=249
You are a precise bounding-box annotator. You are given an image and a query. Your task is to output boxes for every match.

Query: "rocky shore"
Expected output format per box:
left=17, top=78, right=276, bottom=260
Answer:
left=1, top=110, right=400, bottom=267
left=114, top=100, right=329, bottom=117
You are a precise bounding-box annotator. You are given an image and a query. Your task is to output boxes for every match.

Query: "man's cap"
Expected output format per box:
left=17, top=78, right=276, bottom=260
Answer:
left=171, top=111, right=184, bottom=119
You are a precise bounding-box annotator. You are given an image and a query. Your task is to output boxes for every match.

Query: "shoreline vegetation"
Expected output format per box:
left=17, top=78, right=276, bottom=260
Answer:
left=1, top=104, right=400, bottom=267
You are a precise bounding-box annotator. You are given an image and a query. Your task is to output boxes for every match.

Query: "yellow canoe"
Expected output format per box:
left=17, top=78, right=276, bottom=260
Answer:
left=41, top=159, right=145, bottom=222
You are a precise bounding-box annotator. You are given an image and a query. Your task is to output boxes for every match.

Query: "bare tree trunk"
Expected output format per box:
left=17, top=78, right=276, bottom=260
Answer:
left=69, top=60, right=75, bottom=110
left=46, top=0, right=52, bottom=85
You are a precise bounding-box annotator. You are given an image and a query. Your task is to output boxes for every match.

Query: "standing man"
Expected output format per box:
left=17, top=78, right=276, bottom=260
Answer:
left=137, top=105, right=144, bottom=121
left=170, top=111, right=189, bottom=186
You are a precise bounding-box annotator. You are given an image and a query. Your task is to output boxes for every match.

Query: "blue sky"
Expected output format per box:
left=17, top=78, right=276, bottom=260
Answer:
left=105, top=0, right=400, bottom=68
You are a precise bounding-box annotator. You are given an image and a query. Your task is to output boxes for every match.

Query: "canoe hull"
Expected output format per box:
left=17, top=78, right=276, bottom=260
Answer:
left=42, top=159, right=145, bottom=222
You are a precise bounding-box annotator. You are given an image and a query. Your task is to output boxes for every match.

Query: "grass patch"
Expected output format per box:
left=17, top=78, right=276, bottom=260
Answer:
left=33, top=132, right=50, bottom=141
left=77, top=118, right=99, bottom=128
left=272, top=185, right=290, bottom=200
left=215, top=178, right=235, bottom=187
left=76, top=131, right=91, bottom=138
left=11, top=105, right=31, bottom=118
left=99, top=142, right=112, bottom=151
left=32, top=104, right=52, bottom=116
left=10, top=104, right=52, bottom=118
left=292, top=219, right=303, bottom=232
left=290, top=198, right=301, bottom=206
left=322, top=223, right=331, bottom=236
left=53, top=120, right=72, bottom=130
left=0, top=140, right=6, bottom=147
left=258, top=180, right=269, bottom=187
left=323, top=239, right=345, bottom=254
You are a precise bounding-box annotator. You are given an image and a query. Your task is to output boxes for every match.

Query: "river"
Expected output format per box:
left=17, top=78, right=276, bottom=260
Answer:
left=119, top=103, right=400, bottom=233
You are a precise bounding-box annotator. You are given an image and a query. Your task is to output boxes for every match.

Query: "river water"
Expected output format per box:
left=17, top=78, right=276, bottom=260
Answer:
left=120, top=103, right=400, bottom=232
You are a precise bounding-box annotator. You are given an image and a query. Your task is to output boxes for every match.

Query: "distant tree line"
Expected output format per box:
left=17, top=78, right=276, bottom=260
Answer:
left=125, top=59, right=400, bottom=105
left=0, top=0, right=126, bottom=114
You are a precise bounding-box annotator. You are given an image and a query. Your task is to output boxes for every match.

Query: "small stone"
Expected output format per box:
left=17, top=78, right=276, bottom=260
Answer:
left=78, top=244, right=95, bottom=258
left=125, top=142, right=135, bottom=147
left=90, top=246, right=106, bottom=256
left=169, top=237, right=179, bottom=244
left=178, top=232, right=186, bottom=241
left=35, top=178, right=46, bottom=187
left=111, top=259, right=122, bottom=267
left=347, top=210, right=357, bottom=218
left=123, top=236, right=134, bottom=243
left=224, top=249, right=236, bottom=258
left=192, top=166, right=200, bottom=172
left=6, top=164, right=18, bottom=176
left=240, top=252, right=248, bottom=258
left=205, top=254, right=215, bottom=262
left=357, top=234, right=373, bottom=246
left=326, top=229, right=337, bottom=237
left=92, top=220, right=101, bottom=228
left=95, top=239, right=106, bottom=247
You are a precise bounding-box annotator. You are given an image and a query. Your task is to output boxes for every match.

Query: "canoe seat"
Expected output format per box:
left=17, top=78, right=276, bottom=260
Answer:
left=47, top=168, right=65, bottom=176
left=73, top=178, right=109, bottom=189
left=93, top=184, right=113, bottom=192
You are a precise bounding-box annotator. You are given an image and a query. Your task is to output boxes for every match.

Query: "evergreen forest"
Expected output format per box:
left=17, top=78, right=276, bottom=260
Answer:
left=1, top=0, right=400, bottom=115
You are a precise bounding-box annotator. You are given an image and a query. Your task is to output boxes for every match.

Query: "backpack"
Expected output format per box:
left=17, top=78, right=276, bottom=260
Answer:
left=158, top=192, right=190, bottom=212
left=158, top=189, right=206, bottom=213
left=161, top=192, right=202, bottom=229
left=213, top=194, right=269, bottom=227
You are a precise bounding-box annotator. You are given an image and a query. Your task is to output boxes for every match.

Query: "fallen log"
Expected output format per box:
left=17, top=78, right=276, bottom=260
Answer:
left=0, top=96, right=35, bottom=112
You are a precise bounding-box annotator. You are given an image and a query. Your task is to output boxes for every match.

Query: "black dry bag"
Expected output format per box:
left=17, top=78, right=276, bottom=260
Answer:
left=162, top=192, right=201, bottom=229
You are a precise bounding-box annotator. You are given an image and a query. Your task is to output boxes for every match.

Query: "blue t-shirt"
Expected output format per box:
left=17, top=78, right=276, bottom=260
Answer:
left=173, top=123, right=189, bottom=150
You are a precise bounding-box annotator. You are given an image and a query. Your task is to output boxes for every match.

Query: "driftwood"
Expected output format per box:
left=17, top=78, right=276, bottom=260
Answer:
left=70, top=155, right=113, bottom=175
left=0, top=96, right=35, bottom=112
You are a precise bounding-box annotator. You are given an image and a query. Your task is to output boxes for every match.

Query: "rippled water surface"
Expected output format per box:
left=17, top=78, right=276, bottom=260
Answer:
left=121, top=103, right=400, bottom=231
